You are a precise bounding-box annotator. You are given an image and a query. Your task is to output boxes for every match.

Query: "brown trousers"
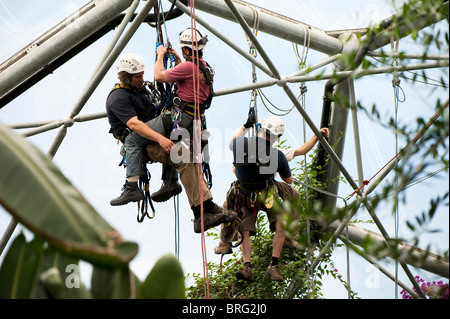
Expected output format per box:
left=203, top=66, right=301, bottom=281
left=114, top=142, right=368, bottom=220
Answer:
left=220, top=180, right=300, bottom=241
left=145, top=143, right=212, bottom=207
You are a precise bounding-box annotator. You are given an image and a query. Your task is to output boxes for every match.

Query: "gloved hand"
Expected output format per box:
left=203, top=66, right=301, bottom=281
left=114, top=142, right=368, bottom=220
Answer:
left=243, top=107, right=256, bottom=129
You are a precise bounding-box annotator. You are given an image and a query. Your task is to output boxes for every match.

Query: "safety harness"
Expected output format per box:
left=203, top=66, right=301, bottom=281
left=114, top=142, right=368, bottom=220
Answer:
left=164, top=57, right=215, bottom=188
left=109, top=82, right=160, bottom=223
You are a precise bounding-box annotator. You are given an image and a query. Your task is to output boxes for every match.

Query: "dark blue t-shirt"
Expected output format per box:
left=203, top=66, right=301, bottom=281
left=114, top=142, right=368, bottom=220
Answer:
left=106, top=85, right=156, bottom=139
left=230, top=136, right=291, bottom=184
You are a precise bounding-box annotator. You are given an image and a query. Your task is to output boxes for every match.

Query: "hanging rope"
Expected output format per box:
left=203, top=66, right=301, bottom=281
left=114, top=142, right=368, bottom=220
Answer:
left=174, top=193, right=180, bottom=258
left=253, top=27, right=310, bottom=117
left=292, top=24, right=318, bottom=298
left=247, top=6, right=259, bottom=136
left=189, top=0, right=210, bottom=299
left=390, top=36, right=404, bottom=299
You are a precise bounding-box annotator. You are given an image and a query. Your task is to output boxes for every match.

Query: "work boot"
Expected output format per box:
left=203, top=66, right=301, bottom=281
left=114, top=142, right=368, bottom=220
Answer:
left=236, top=264, right=254, bottom=281
left=193, top=204, right=239, bottom=233
left=266, top=264, right=283, bottom=282
left=110, top=181, right=144, bottom=206
left=151, top=165, right=182, bottom=202
left=214, top=241, right=233, bottom=255
left=150, top=179, right=182, bottom=202
left=214, top=221, right=240, bottom=254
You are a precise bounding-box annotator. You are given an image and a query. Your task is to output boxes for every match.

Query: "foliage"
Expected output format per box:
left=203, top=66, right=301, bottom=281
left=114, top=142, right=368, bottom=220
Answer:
left=0, top=122, right=185, bottom=299
left=187, top=214, right=353, bottom=299
left=401, top=276, right=449, bottom=299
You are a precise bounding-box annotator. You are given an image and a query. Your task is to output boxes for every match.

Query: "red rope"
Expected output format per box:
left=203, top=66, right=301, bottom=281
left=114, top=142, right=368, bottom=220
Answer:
left=190, top=0, right=209, bottom=299
left=347, top=103, right=449, bottom=199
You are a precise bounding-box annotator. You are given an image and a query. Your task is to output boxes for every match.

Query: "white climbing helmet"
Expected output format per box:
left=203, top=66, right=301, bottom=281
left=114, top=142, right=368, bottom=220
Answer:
left=260, top=116, right=285, bottom=137
left=116, top=53, right=145, bottom=74
left=179, top=28, right=208, bottom=50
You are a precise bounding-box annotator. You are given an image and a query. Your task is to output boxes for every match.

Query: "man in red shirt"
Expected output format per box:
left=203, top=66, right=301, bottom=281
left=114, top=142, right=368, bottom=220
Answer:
left=154, top=28, right=212, bottom=110
left=152, top=28, right=220, bottom=228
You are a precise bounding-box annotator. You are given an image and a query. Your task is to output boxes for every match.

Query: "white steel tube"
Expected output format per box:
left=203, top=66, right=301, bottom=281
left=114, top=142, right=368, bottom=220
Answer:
left=193, top=0, right=343, bottom=56
left=0, top=0, right=135, bottom=98
left=48, top=0, right=157, bottom=157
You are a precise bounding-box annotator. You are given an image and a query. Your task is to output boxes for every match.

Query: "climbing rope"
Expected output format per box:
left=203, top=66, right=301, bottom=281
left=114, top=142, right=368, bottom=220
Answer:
left=293, top=24, right=317, bottom=298
left=391, top=36, right=401, bottom=299
left=135, top=2, right=182, bottom=263
left=189, top=0, right=210, bottom=299
left=251, top=27, right=312, bottom=118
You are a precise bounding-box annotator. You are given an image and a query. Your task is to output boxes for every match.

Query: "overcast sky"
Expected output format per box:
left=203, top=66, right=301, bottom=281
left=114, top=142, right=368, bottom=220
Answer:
left=0, top=0, right=448, bottom=299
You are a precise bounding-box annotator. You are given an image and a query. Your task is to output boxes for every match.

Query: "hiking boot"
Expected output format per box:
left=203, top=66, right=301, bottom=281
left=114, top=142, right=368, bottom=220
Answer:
left=266, top=264, right=283, bottom=282
left=214, top=241, right=233, bottom=255
left=236, top=264, right=254, bottom=281
left=193, top=204, right=239, bottom=233
left=150, top=179, right=182, bottom=202
left=110, top=181, right=144, bottom=206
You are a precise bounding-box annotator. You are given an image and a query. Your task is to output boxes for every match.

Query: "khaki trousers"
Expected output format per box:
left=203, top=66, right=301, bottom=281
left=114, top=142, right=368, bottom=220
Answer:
left=145, top=143, right=212, bottom=207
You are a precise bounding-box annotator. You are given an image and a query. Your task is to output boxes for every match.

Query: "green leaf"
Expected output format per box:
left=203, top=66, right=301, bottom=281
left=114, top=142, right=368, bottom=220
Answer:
left=0, top=233, right=44, bottom=298
left=0, top=123, right=138, bottom=268
left=38, top=267, right=64, bottom=298
left=136, top=254, right=185, bottom=299
left=31, top=244, right=90, bottom=299
left=91, top=265, right=140, bottom=299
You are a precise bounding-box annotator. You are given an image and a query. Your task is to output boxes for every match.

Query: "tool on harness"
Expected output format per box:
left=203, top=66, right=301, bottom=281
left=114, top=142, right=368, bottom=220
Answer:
left=225, top=179, right=279, bottom=249
left=118, top=143, right=127, bottom=167
left=265, top=186, right=275, bottom=209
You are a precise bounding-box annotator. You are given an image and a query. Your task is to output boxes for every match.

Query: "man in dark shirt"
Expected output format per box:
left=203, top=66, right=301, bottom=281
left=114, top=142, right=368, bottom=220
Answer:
left=227, top=115, right=294, bottom=282
left=225, top=114, right=330, bottom=282
left=106, top=53, right=237, bottom=234
left=106, top=53, right=180, bottom=207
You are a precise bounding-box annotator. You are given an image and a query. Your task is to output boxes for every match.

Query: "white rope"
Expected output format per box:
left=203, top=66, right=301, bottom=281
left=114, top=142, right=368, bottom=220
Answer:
left=391, top=35, right=402, bottom=299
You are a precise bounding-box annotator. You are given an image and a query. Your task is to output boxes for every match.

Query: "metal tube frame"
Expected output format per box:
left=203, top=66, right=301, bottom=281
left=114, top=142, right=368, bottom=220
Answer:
left=1, top=0, right=448, bottom=297
left=220, top=0, right=446, bottom=297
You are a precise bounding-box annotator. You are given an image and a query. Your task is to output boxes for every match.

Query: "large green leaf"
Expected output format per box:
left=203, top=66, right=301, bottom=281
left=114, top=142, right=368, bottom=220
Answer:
left=0, top=233, right=44, bottom=298
left=91, top=265, right=140, bottom=299
left=0, top=122, right=138, bottom=268
left=31, top=244, right=90, bottom=299
left=136, top=254, right=185, bottom=299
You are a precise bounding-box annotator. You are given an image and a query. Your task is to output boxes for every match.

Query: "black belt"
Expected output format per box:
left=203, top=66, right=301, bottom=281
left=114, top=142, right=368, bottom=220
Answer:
left=237, top=179, right=272, bottom=194
left=173, top=96, right=206, bottom=116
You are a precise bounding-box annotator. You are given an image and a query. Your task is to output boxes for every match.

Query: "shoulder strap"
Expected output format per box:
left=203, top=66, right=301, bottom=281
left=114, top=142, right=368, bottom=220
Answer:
left=192, top=59, right=214, bottom=109
left=111, top=83, right=132, bottom=92
left=107, top=83, right=132, bottom=98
